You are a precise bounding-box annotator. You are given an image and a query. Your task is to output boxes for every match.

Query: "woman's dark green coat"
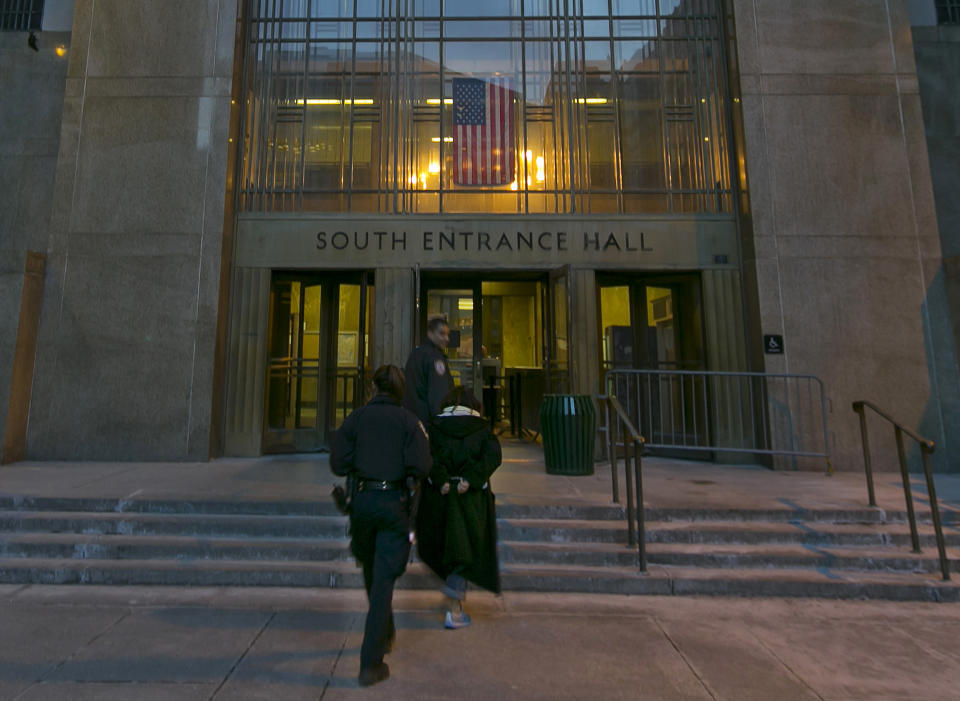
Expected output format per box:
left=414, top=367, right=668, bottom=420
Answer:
left=415, top=411, right=502, bottom=594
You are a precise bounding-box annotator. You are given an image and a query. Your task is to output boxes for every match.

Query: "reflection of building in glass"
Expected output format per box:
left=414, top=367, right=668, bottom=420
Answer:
left=240, top=0, right=732, bottom=214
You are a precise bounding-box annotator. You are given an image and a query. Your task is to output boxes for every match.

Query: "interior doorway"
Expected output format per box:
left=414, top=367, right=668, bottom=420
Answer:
left=420, top=272, right=566, bottom=433
left=263, top=271, right=373, bottom=452
left=598, top=274, right=704, bottom=373
left=598, top=273, right=706, bottom=453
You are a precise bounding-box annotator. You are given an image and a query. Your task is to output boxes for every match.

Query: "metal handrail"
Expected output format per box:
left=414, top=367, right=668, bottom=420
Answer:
left=852, top=400, right=950, bottom=581
left=598, top=394, right=647, bottom=573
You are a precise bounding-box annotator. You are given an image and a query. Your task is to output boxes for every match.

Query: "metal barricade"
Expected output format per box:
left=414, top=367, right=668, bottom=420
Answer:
left=604, top=369, right=832, bottom=470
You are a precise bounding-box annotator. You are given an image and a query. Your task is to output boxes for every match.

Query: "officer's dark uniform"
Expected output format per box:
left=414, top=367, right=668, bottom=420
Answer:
left=330, top=393, right=432, bottom=673
left=403, top=339, right=455, bottom=425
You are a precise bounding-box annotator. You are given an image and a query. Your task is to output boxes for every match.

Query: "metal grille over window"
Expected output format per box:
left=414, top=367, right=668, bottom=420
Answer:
left=937, top=0, right=960, bottom=24
left=0, top=0, right=44, bottom=31
left=239, top=0, right=734, bottom=215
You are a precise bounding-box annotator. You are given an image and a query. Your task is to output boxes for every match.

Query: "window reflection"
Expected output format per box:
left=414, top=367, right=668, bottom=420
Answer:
left=241, top=0, right=732, bottom=215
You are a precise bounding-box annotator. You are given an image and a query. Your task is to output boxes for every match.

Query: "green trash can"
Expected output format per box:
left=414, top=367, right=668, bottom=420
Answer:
left=540, top=394, right=596, bottom=475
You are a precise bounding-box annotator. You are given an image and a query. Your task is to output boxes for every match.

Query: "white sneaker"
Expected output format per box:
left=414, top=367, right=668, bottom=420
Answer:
left=444, top=610, right=472, bottom=629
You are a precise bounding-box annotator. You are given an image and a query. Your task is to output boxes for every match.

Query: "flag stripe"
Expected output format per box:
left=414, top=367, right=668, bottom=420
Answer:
left=453, top=78, right=514, bottom=186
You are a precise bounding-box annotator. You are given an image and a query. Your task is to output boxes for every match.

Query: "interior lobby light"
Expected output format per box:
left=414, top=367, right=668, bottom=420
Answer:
left=576, top=98, right=608, bottom=104
left=458, top=297, right=474, bottom=311
left=296, top=98, right=374, bottom=106
left=510, top=180, right=518, bottom=191
left=427, top=98, right=453, bottom=105
left=430, top=137, right=453, bottom=142
left=428, top=161, right=441, bottom=174
left=408, top=175, right=419, bottom=185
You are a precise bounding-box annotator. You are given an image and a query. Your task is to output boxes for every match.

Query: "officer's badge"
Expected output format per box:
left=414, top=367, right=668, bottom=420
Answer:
left=434, top=359, right=446, bottom=376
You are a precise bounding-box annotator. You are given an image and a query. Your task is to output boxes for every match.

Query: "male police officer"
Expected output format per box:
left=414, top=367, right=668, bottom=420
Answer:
left=331, top=364, right=432, bottom=688
left=403, top=316, right=454, bottom=426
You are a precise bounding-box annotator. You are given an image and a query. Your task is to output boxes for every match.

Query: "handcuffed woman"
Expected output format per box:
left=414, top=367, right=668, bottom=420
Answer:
left=415, top=386, right=502, bottom=628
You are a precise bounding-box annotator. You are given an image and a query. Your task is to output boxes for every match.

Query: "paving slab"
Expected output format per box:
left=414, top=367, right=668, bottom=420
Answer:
left=212, top=610, right=361, bottom=701
left=0, top=605, right=124, bottom=700
left=44, top=608, right=271, bottom=684
left=1, top=588, right=960, bottom=699
left=656, top=616, right=821, bottom=701
left=14, top=682, right=215, bottom=700
left=743, top=618, right=960, bottom=700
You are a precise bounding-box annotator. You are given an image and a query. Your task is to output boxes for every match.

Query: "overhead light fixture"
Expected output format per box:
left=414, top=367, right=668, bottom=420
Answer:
left=458, top=297, right=473, bottom=311
left=576, top=98, right=607, bottom=104
left=426, top=98, right=453, bottom=105
left=430, top=137, right=453, bottom=142
left=296, top=98, right=374, bottom=106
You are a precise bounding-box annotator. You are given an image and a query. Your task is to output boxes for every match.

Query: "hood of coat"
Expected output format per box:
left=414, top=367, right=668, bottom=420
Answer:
left=433, top=406, right=488, bottom=439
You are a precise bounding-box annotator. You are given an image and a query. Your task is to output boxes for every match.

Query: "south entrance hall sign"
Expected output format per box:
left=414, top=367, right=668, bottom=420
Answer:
left=316, top=229, right=653, bottom=254
left=235, top=216, right=739, bottom=270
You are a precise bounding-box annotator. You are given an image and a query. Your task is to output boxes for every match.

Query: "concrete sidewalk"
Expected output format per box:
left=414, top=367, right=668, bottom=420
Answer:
left=2, top=584, right=960, bottom=700
left=1, top=438, right=959, bottom=517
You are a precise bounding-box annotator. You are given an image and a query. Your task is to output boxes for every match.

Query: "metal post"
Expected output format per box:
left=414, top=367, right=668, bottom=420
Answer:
left=623, top=430, right=636, bottom=549
left=509, top=375, right=518, bottom=436
left=895, top=427, right=922, bottom=553
left=920, top=448, right=951, bottom=581
left=608, top=399, right=620, bottom=505
left=634, top=437, right=646, bottom=573
left=516, top=373, right=523, bottom=438
left=854, top=403, right=876, bottom=506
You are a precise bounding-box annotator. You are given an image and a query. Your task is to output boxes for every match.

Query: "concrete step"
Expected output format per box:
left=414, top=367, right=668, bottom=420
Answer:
left=1, top=530, right=955, bottom=577
left=501, top=541, right=960, bottom=573
left=0, top=557, right=956, bottom=601
left=4, top=511, right=959, bottom=549
left=2, top=495, right=956, bottom=525
left=499, top=562, right=960, bottom=601
left=0, top=511, right=349, bottom=539
left=0, top=496, right=342, bottom=517
left=0, top=532, right=355, bottom=562
left=499, top=518, right=960, bottom=547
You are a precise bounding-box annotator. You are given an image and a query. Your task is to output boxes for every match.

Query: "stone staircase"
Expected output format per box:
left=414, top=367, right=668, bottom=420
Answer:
left=0, top=495, right=958, bottom=600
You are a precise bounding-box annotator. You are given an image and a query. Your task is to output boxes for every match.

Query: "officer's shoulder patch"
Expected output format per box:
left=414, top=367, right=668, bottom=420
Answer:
left=434, top=359, right=446, bottom=376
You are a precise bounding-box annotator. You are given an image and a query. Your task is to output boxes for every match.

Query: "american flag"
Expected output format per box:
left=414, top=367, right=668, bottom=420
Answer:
left=453, top=77, right=515, bottom=186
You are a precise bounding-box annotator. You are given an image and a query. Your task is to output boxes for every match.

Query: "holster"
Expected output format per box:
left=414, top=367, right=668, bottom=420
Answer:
left=332, top=473, right=358, bottom=515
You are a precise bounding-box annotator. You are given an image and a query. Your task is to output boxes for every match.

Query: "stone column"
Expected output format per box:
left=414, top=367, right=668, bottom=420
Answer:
left=702, top=269, right=753, bottom=463
left=222, top=268, right=270, bottom=457
left=567, top=268, right=600, bottom=396
left=26, top=0, right=239, bottom=460
left=731, top=0, right=957, bottom=471
left=0, top=30, right=69, bottom=459
left=373, top=267, right=415, bottom=369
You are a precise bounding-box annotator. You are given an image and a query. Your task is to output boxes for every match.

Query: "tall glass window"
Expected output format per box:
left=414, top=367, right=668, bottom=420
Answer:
left=240, top=0, right=733, bottom=214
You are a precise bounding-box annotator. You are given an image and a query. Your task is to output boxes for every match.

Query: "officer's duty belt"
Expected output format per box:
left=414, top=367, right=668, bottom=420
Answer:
left=357, top=479, right=405, bottom=492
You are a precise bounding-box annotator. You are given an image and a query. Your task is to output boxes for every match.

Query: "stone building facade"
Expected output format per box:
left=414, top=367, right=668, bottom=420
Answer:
left=2, top=0, right=958, bottom=472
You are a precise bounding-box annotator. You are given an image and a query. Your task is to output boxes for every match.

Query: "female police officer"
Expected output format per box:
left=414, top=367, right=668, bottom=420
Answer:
left=331, top=364, right=432, bottom=688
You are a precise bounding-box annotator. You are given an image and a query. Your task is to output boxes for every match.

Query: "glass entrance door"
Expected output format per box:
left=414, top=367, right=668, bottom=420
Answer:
left=421, top=274, right=548, bottom=432
left=264, top=272, right=372, bottom=452
left=598, top=274, right=705, bottom=452
left=599, top=276, right=703, bottom=373
left=425, top=284, right=481, bottom=393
